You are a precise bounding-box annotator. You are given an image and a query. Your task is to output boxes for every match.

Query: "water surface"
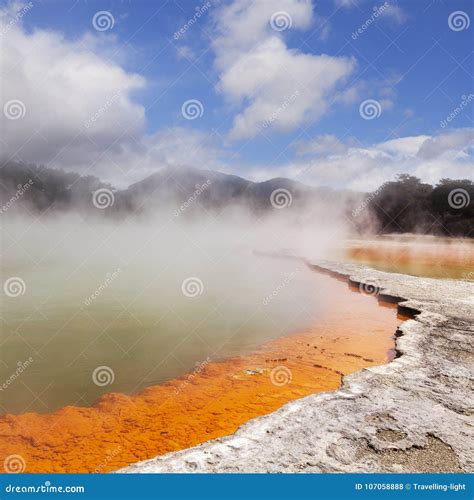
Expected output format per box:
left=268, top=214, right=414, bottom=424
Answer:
left=342, top=235, right=474, bottom=279
left=0, top=271, right=405, bottom=472
left=0, top=206, right=340, bottom=416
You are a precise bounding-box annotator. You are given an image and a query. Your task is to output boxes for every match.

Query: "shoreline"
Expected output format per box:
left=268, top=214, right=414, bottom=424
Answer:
left=120, top=260, right=474, bottom=473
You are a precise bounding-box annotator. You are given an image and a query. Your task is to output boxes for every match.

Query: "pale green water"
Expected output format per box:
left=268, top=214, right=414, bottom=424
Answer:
left=0, top=216, right=331, bottom=414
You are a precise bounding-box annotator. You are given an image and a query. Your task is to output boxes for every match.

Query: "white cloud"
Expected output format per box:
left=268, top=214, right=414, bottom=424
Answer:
left=0, top=2, right=146, bottom=171
left=317, top=21, right=332, bottom=41
left=334, top=74, right=398, bottom=112
left=381, top=3, right=408, bottom=25
left=175, top=45, right=197, bottom=61
left=417, top=129, right=474, bottom=160
left=212, top=0, right=355, bottom=140
left=334, top=0, right=360, bottom=7
left=335, top=0, right=407, bottom=23
left=293, top=134, right=354, bottom=156
left=376, top=135, right=429, bottom=157
left=243, top=129, right=474, bottom=190
left=212, top=0, right=314, bottom=68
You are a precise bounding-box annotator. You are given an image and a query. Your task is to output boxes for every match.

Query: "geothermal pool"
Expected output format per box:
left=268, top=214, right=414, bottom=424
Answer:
left=2, top=232, right=470, bottom=473
left=0, top=268, right=406, bottom=472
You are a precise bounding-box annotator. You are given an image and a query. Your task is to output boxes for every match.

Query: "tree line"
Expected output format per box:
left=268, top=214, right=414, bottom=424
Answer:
left=366, top=174, right=473, bottom=237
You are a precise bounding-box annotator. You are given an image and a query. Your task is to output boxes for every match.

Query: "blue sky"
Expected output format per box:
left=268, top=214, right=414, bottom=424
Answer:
left=1, top=0, right=473, bottom=189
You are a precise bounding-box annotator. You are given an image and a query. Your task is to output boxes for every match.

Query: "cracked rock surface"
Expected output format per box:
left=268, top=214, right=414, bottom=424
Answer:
left=120, top=261, right=474, bottom=473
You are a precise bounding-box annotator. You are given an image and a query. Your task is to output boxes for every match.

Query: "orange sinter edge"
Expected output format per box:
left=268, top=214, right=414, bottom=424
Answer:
left=0, top=274, right=408, bottom=473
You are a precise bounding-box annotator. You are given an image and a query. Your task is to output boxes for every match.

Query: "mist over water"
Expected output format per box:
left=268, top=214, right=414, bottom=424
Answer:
left=1, top=210, right=347, bottom=414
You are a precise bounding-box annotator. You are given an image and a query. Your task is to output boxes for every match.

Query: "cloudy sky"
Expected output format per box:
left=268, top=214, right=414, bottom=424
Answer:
left=1, top=0, right=473, bottom=190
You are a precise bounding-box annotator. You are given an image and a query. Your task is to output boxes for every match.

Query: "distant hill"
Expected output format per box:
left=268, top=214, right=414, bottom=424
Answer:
left=123, top=166, right=338, bottom=214
left=0, top=161, right=354, bottom=218
left=1, top=161, right=472, bottom=237
left=0, top=161, right=113, bottom=214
